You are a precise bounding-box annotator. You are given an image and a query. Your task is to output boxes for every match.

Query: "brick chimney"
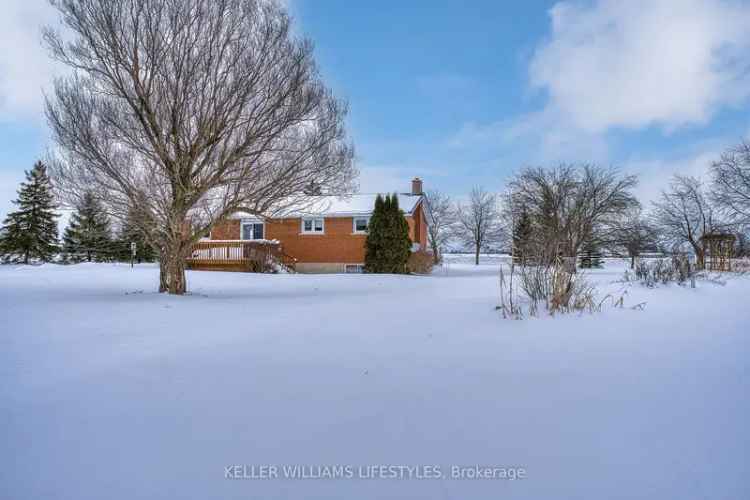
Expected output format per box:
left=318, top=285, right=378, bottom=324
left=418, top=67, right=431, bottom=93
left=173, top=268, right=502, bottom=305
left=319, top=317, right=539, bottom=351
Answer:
left=411, top=177, right=423, bottom=195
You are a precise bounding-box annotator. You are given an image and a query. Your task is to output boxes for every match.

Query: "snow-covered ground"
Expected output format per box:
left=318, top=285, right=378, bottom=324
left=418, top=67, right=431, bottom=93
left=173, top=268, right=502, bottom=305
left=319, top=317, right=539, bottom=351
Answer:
left=1, top=258, right=748, bottom=499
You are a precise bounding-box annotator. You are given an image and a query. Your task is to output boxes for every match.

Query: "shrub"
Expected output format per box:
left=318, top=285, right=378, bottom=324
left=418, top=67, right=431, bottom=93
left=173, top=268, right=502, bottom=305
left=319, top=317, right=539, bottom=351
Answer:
left=498, top=258, right=613, bottom=319
left=732, top=257, right=750, bottom=273
left=247, top=242, right=285, bottom=273
left=520, top=261, right=598, bottom=315
left=630, top=255, right=695, bottom=287
left=247, top=255, right=278, bottom=273
left=407, top=250, right=434, bottom=274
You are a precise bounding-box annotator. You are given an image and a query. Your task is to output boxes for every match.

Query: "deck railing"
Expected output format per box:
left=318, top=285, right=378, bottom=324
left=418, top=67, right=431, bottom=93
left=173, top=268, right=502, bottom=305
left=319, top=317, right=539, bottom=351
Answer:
left=186, top=240, right=296, bottom=272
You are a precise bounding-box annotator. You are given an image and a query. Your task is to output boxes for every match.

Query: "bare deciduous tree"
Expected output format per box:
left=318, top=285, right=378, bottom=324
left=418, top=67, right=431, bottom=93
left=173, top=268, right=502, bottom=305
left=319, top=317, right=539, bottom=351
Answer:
left=455, top=187, right=503, bottom=265
left=711, top=141, right=750, bottom=229
left=44, top=0, right=356, bottom=294
left=652, top=175, right=716, bottom=268
left=607, top=206, right=656, bottom=268
left=508, top=164, right=638, bottom=268
left=424, top=190, right=455, bottom=264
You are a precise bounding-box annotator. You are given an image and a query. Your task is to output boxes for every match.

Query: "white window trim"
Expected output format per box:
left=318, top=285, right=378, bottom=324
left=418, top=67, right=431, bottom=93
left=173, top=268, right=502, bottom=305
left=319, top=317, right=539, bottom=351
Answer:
left=240, top=219, right=265, bottom=241
left=352, top=216, right=370, bottom=234
left=301, top=217, right=325, bottom=234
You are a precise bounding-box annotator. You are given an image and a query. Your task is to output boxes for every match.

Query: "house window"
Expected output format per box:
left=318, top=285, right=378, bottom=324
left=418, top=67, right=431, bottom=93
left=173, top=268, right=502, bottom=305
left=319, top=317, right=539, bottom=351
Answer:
left=241, top=221, right=264, bottom=240
left=345, top=264, right=364, bottom=273
left=302, top=217, right=324, bottom=234
left=353, top=217, right=369, bottom=234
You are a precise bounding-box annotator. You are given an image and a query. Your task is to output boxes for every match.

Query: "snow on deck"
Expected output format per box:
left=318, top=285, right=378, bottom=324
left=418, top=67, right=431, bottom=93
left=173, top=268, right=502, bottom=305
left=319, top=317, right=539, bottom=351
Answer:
left=1, top=259, right=748, bottom=499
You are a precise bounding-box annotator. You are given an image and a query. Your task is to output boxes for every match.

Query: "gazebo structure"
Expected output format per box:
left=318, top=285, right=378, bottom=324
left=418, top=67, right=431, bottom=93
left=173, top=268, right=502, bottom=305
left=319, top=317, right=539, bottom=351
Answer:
left=701, top=232, right=736, bottom=271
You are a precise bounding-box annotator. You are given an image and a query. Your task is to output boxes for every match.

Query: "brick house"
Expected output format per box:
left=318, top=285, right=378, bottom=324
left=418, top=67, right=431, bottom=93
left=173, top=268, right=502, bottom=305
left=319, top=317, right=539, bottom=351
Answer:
left=199, top=178, right=430, bottom=273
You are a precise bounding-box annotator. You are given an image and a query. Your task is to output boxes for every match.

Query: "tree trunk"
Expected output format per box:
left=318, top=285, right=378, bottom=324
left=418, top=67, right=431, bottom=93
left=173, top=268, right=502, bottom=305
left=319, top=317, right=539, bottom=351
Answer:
left=431, top=243, right=441, bottom=265
left=569, top=242, right=578, bottom=273
left=474, top=245, right=480, bottom=265
left=695, top=248, right=705, bottom=270
left=690, top=241, right=705, bottom=270
left=630, top=254, right=636, bottom=269
left=159, top=258, right=169, bottom=293
left=167, top=255, right=187, bottom=295
left=159, top=242, right=188, bottom=295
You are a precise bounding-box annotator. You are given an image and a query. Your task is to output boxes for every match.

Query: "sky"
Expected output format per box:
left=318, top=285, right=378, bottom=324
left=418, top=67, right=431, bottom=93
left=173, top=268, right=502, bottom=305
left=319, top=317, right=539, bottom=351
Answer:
left=2, top=0, right=750, bottom=221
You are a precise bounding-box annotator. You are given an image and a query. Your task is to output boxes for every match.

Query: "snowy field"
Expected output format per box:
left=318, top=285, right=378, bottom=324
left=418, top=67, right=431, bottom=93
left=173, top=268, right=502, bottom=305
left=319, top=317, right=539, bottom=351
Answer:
left=1, top=258, right=748, bottom=499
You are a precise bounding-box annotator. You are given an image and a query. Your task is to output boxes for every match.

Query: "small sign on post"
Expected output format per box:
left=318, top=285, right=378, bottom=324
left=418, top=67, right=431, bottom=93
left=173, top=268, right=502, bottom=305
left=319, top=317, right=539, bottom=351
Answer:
left=130, top=242, right=137, bottom=268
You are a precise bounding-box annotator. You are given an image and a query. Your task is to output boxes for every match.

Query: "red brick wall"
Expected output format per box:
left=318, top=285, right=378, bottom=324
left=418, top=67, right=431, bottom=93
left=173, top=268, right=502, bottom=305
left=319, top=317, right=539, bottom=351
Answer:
left=266, top=217, right=367, bottom=263
left=210, top=204, right=430, bottom=263
left=210, top=219, right=240, bottom=239
left=408, top=201, right=428, bottom=249
left=419, top=203, right=428, bottom=247
left=414, top=202, right=425, bottom=247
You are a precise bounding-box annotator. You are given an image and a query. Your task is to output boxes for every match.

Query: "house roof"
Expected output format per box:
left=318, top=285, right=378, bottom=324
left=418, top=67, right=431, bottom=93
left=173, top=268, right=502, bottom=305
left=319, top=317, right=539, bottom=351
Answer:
left=230, top=193, right=424, bottom=220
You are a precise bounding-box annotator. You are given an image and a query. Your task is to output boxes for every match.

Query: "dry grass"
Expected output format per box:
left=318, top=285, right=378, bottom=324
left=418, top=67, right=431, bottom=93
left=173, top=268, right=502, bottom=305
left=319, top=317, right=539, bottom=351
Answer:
left=626, top=255, right=696, bottom=288
left=407, top=250, right=435, bottom=274
left=497, top=258, right=625, bottom=319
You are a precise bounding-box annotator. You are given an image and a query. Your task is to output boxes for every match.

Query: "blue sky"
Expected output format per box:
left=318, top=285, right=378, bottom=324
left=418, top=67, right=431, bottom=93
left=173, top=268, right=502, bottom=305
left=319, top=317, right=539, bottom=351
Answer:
left=2, top=0, right=750, bottom=220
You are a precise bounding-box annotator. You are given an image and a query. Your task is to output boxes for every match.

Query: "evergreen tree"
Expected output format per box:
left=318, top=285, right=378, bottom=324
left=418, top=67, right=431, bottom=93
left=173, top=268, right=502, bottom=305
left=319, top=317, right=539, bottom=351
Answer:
left=385, top=194, right=412, bottom=273
left=115, top=209, right=155, bottom=263
left=0, top=161, right=59, bottom=263
left=62, top=191, right=114, bottom=262
left=512, top=205, right=533, bottom=265
left=579, top=238, right=603, bottom=269
left=365, top=194, right=386, bottom=272
left=364, top=193, right=411, bottom=273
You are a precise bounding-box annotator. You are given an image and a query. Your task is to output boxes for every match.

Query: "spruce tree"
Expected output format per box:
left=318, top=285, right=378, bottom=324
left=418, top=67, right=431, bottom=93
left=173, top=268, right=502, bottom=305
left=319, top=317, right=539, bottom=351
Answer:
left=385, top=194, right=412, bottom=273
left=115, top=209, right=155, bottom=263
left=62, top=191, right=113, bottom=263
left=512, top=206, right=533, bottom=265
left=579, top=238, right=603, bottom=269
left=364, top=194, right=387, bottom=272
left=0, top=161, right=59, bottom=263
left=364, top=194, right=412, bottom=273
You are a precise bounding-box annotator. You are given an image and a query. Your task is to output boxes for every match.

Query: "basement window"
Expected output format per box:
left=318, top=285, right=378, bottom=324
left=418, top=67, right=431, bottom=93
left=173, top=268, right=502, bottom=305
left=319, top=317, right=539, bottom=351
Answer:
left=345, top=264, right=364, bottom=273
left=301, top=217, right=324, bottom=234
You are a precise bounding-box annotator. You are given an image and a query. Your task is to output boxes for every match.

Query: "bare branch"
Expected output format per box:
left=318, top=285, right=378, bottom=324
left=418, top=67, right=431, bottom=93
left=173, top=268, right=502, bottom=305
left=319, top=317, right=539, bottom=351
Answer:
left=455, top=187, right=504, bottom=265
left=44, top=0, right=356, bottom=293
left=424, top=189, right=456, bottom=264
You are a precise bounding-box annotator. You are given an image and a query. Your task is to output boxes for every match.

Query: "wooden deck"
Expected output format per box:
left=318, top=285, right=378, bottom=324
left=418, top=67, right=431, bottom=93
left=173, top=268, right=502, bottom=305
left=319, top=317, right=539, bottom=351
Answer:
left=186, top=240, right=296, bottom=273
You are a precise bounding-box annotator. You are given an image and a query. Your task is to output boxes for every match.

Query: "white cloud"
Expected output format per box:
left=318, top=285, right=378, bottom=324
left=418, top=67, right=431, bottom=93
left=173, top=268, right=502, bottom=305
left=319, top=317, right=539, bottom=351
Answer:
left=625, top=151, right=717, bottom=205
left=624, top=130, right=750, bottom=203
left=530, top=0, right=750, bottom=133
left=444, top=0, right=750, bottom=175
left=0, top=1, right=302, bottom=124
left=0, top=1, right=61, bottom=122
left=447, top=109, right=610, bottom=165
